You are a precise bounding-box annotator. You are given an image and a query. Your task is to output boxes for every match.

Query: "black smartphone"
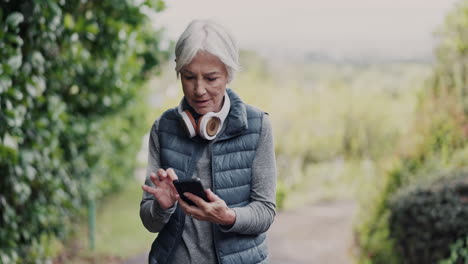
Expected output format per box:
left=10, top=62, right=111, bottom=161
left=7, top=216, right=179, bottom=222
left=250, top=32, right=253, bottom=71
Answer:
left=173, top=178, right=209, bottom=206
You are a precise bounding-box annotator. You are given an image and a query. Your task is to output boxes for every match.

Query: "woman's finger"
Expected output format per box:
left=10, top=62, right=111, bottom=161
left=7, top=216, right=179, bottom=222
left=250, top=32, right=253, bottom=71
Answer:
left=149, top=172, right=160, bottom=186
left=158, top=171, right=177, bottom=194
left=169, top=181, right=178, bottom=195
left=177, top=195, right=205, bottom=216
left=141, top=184, right=158, bottom=196
left=206, top=189, right=220, bottom=202
left=157, top=168, right=167, bottom=179
left=177, top=195, right=196, bottom=214
left=142, top=184, right=166, bottom=198
left=184, top=192, right=209, bottom=210
left=166, top=168, right=179, bottom=181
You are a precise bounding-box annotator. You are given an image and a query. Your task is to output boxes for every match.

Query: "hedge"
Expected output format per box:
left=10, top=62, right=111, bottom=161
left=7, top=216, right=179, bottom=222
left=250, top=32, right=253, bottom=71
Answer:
left=389, top=171, right=468, bottom=264
left=0, top=0, right=170, bottom=263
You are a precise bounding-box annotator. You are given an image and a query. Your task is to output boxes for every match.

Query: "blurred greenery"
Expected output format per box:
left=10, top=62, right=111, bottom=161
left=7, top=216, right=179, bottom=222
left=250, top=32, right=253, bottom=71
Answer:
left=92, top=179, right=154, bottom=257
left=354, top=1, right=468, bottom=263
left=235, top=56, right=431, bottom=208
left=0, top=0, right=169, bottom=263
left=59, top=177, right=155, bottom=262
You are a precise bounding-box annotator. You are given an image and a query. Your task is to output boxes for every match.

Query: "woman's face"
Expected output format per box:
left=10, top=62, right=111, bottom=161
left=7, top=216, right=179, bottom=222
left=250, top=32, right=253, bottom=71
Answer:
left=180, top=51, right=228, bottom=115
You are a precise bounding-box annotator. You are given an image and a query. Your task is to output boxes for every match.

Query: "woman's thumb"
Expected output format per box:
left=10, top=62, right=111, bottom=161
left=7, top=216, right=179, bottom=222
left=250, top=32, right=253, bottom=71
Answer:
left=206, top=189, right=218, bottom=202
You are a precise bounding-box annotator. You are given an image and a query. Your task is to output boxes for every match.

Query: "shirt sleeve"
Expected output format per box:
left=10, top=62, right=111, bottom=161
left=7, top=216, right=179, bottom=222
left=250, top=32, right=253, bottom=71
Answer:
left=139, top=119, right=177, bottom=233
left=220, top=114, right=277, bottom=234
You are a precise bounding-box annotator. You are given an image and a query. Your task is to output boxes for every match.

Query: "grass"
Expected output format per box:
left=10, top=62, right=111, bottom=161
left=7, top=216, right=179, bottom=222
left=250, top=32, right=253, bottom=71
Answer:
left=56, top=172, right=156, bottom=263
left=91, top=175, right=155, bottom=258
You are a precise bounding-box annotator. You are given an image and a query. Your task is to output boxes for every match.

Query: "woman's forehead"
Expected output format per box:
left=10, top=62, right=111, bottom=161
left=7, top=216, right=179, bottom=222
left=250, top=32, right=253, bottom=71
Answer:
left=181, top=69, right=223, bottom=75
left=181, top=52, right=227, bottom=74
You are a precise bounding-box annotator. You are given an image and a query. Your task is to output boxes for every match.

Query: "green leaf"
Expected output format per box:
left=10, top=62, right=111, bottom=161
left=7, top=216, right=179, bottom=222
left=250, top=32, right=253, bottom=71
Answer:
left=6, top=12, right=24, bottom=28
left=2, top=133, right=18, bottom=151
left=156, top=0, right=166, bottom=12
left=0, top=76, right=12, bottom=94
left=4, top=98, right=13, bottom=111
left=13, top=89, right=23, bottom=100
left=25, top=165, right=37, bottom=181
left=64, top=13, right=75, bottom=29
left=21, top=62, right=32, bottom=75
left=86, top=22, right=99, bottom=35
left=26, top=76, right=46, bottom=97
left=31, top=51, right=45, bottom=69
left=33, top=76, right=46, bottom=95
left=8, top=55, right=22, bottom=71
left=6, top=35, right=23, bottom=46
left=25, top=83, right=37, bottom=97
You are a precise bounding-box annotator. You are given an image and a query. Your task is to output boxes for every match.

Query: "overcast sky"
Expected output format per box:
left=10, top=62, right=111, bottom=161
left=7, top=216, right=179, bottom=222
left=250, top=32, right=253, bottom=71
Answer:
left=151, top=0, right=460, bottom=60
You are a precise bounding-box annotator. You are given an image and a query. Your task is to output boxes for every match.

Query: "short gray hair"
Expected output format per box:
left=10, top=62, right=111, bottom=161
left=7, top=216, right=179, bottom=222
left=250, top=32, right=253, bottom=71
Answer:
left=175, top=19, right=240, bottom=83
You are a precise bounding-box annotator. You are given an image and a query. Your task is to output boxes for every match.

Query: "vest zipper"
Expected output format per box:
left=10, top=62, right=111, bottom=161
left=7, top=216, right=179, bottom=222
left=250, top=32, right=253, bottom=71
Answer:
left=209, top=143, right=222, bottom=264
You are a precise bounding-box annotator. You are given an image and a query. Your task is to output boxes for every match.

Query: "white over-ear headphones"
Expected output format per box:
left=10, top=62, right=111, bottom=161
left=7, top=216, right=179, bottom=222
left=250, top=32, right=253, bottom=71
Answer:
left=177, top=91, right=231, bottom=140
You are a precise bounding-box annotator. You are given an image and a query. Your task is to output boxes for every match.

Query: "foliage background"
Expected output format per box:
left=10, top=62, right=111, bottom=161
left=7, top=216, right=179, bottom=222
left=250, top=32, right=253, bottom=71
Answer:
left=354, top=1, right=468, bottom=263
left=0, top=0, right=169, bottom=263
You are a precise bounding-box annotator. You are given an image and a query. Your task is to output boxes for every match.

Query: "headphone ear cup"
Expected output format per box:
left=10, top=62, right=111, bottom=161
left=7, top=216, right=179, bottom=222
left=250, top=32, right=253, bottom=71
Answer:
left=197, top=115, right=204, bottom=137
left=206, top=117, right=220, bottom=137
left=198, top=113, right=220, bottom=140
left=180, top=110, right=197, bottom=138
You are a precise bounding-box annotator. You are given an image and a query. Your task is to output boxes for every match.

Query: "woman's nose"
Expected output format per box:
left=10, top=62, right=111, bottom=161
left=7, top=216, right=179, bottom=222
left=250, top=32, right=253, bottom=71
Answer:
left=194, top=79, right=207, bottom=96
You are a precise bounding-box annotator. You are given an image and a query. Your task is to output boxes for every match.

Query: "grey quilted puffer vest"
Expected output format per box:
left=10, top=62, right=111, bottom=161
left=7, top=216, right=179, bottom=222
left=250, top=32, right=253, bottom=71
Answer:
left=148, top=89, right=269, bottom=264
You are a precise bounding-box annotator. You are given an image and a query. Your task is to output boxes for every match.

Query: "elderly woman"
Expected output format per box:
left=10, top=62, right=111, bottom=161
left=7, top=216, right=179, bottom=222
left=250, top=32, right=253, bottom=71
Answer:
left=140, top=19, right=277, bottom=264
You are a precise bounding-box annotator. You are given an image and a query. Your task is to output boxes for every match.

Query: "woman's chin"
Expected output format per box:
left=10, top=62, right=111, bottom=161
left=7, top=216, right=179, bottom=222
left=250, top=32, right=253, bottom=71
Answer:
left=195, top=109, right=209, bottom=115
left=193, top=106, right=214, bottom=115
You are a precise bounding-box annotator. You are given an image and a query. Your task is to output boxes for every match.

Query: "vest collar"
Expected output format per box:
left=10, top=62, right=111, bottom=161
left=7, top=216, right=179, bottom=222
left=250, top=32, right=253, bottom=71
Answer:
left=180, top=97, right=202, bottom=120
left=218, top=88, right=248, bottom=140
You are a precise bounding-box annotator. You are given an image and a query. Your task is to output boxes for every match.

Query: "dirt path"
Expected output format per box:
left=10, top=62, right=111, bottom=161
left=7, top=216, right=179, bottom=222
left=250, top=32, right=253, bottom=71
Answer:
left=267, top=200, right=357, bottom=264
left=124, top=199, right=356, bottom=264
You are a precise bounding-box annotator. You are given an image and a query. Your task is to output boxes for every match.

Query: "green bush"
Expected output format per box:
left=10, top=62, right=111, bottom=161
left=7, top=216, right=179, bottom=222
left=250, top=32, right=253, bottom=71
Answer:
left=355, top=117, right=468, bottom=264
left=0, top=0, right=169, bottom=263
left=389, top=171, right=468, bottom=264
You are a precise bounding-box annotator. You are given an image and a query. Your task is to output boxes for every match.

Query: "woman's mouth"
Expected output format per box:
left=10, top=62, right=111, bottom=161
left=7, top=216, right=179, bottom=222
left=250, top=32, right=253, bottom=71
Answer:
left=194, top=100, right=209, bottom=107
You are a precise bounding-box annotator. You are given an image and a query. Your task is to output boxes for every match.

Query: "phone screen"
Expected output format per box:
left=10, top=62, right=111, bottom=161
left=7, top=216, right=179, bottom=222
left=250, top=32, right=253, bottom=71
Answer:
left=173, top=178, right=209, bottom=206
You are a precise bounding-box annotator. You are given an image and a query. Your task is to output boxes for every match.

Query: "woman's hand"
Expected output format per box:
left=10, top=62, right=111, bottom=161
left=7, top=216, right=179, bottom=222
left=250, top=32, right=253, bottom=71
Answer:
left=177, top=189, right=236, bottom=226
left=141, top=168, right=179, bottom=210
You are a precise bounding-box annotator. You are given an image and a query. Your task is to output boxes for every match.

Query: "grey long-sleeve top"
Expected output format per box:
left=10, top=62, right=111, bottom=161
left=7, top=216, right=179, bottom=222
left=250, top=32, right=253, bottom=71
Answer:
left=140, top=114, right=277, bottom=264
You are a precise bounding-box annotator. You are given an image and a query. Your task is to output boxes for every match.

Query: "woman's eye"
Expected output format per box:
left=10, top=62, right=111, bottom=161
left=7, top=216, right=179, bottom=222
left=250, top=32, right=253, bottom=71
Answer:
left=184, top=76, right=195, bottom=80
left=207, top=77, right=218, bottom=82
